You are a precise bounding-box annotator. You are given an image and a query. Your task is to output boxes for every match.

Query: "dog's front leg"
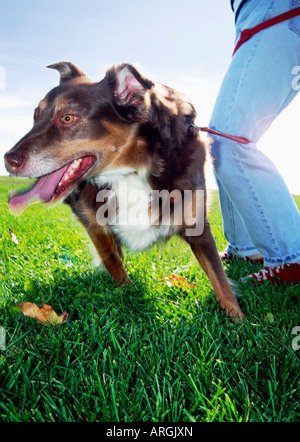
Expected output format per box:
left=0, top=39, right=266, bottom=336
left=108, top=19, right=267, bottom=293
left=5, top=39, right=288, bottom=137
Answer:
left=183, top=222, right=243, bottom=320
left=87, top=224, right=130, bottom=285
left=65, top=183, right=130, bottom=286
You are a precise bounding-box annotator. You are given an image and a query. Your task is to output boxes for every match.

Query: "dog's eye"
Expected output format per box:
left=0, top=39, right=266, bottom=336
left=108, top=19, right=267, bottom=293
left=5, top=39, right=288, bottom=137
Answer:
left=61, top=114, right=75, bottom=124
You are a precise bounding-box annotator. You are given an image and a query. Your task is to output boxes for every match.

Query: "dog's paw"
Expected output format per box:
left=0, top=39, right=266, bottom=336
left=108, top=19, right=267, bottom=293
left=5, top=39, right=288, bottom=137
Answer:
left=226, top=303, right=244, bottom=322
left=119, top=276, right=133, bottom=287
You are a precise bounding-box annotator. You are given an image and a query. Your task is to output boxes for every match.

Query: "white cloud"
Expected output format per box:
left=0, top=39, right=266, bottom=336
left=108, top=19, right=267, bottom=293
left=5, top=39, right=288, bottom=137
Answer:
left=258, top=98, right=300, bottom=195
left=0, top=105, right=33, bottom=175
left=0, top=92, right=31, bottom=110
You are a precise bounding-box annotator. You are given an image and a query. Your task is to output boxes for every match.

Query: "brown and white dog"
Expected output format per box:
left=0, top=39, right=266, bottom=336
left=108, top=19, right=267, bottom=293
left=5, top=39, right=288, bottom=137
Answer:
left=4, top=62, right=243, bottom=319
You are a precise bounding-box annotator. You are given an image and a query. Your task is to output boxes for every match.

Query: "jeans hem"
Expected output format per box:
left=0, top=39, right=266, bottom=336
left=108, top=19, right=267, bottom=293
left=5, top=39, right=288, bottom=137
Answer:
left=264, top=251, right=300, bottom=266
left=227, top=244, right=260, bottom=257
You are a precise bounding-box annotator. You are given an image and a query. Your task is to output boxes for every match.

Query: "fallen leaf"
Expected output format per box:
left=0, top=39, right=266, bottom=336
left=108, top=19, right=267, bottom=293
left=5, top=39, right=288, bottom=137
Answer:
left=162, top=273, right=196, bottom=291
left=9, top=228, right=19, bottom=244
left=265, top=312, right=275, bottom=324
left=17, top=302, right=69, bottom=326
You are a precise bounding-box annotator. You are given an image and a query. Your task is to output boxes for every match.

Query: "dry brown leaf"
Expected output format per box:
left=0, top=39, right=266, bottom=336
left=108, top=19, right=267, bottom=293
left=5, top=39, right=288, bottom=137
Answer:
left=9, top=227, right=19, bottom=244
left=17, top=302, right=69, bottom=326
left=162, top=273, right=196, bottom=290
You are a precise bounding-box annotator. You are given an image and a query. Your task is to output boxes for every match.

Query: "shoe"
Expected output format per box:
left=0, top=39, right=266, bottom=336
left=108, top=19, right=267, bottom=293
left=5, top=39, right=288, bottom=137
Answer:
left=220, top=251, right=264, bottom=265
left=247, top=263, right=300, bottom=284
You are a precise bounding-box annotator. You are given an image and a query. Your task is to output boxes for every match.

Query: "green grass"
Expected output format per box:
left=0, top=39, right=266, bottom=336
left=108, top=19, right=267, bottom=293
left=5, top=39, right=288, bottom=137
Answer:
left=0, top=178, right=299, bottom=422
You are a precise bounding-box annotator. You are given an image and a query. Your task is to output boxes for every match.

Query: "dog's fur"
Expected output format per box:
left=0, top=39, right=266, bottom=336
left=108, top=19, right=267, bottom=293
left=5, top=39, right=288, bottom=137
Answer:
left=4, top=62, right=243, bottom=319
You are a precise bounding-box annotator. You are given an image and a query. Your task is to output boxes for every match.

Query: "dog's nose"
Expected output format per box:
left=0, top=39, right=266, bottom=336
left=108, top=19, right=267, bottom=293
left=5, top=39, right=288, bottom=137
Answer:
left=4, top=151, right=24, bottom=173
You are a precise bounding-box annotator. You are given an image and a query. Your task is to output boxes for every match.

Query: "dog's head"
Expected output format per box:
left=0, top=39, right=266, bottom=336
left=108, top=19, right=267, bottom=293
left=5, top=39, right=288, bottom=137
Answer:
left=4, top=61, right=196, bottom=213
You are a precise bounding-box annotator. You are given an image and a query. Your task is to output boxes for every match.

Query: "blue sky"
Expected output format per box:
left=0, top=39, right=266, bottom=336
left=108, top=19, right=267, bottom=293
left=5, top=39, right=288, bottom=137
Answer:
left=0, top=0, right=299, bottom=193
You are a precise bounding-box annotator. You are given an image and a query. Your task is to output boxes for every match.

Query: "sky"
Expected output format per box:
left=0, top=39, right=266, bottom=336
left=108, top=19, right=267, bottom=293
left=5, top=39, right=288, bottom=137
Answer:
left=0, top=0, right=299, bottom=193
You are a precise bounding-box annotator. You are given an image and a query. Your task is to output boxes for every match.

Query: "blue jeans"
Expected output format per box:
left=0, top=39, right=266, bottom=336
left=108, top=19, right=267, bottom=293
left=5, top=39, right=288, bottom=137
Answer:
left=209, top=0, right=300, bottom=266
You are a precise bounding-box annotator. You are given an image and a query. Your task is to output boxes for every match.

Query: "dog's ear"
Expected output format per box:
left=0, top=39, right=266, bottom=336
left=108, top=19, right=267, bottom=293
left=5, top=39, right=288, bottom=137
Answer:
left=47, top=61, right=84, bottom=84
left=112, top=64, right=154, bottom=107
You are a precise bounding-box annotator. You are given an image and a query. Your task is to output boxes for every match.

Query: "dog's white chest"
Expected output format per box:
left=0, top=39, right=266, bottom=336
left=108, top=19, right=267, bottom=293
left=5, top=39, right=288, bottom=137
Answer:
left=93, top=168, right=173, bottom=251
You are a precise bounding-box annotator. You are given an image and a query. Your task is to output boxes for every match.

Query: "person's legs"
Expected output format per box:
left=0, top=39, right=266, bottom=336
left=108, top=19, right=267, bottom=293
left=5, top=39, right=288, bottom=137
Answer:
left=214, top=173, right=261, bottom=259
left=209, top=0, right=300, bottom=268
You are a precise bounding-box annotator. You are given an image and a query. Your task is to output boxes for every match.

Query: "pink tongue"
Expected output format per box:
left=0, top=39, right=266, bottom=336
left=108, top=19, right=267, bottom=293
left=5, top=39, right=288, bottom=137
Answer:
left=9, top=164, right=69, bottom=215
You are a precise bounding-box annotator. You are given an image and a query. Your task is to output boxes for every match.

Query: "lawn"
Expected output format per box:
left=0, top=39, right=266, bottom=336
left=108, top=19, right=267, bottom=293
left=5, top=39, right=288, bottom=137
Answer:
left=0, top=176, right=299, bottom=422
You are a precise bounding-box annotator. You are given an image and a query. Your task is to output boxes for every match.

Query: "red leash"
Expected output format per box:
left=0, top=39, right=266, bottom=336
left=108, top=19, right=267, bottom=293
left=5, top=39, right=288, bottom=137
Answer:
left=190, top=123, right=251, bottom=144
left=200, top=7, right=300, bottom=144
left=233, top=7, right=300, bottom=56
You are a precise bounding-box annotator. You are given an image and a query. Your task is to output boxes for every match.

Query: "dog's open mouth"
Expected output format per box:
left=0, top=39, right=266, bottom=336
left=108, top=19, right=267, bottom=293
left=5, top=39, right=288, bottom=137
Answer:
left=9, top=155, right=96, bottom=214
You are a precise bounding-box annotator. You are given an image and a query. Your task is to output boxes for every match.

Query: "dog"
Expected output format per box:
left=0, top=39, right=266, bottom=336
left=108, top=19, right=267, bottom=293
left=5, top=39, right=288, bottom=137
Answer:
left=4, top=62, right=243, bottom=319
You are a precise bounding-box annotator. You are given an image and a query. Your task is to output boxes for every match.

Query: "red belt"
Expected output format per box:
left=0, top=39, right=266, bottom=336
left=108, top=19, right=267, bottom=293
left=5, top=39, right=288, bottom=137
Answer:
left=201, top=7, right=300, bottom=144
